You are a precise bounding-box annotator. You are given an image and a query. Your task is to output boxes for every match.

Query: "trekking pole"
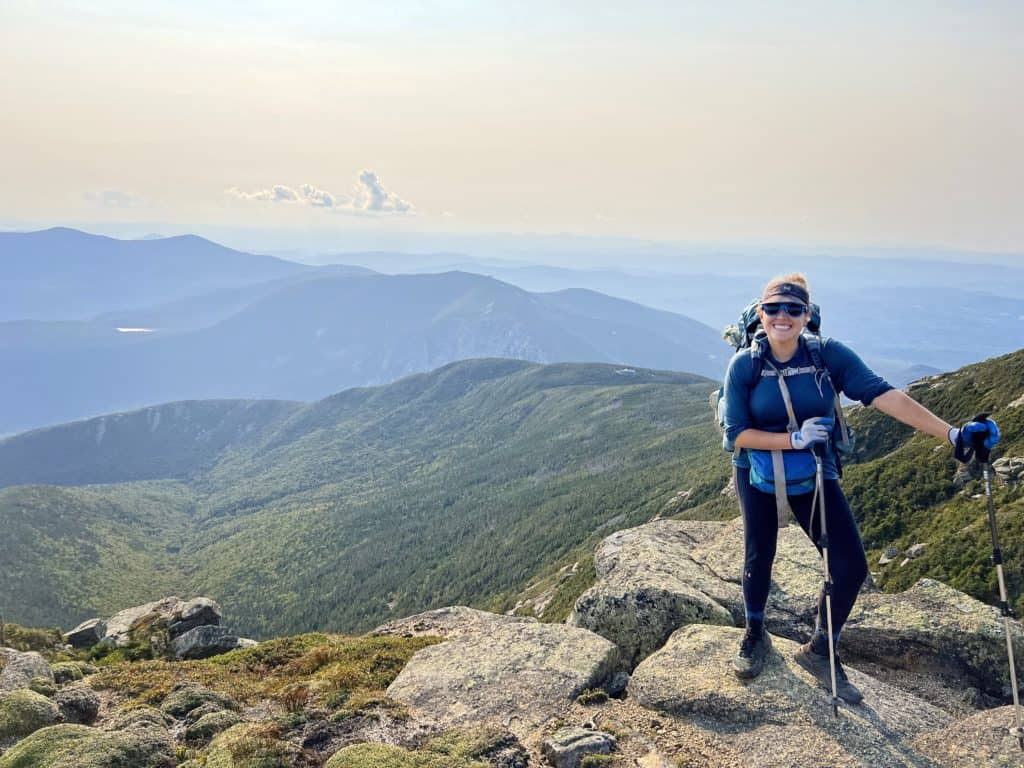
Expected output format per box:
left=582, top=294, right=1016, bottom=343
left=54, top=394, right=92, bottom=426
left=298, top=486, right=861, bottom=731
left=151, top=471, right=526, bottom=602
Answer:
left=970, top=413, right=1024, bottom=750
left=812, top=441, right=841, bottom=717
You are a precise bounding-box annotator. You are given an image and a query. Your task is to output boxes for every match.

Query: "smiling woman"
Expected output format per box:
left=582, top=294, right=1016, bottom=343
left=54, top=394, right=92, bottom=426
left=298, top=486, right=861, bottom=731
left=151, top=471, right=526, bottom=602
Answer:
left=721, top=271, right=1001, bottom=707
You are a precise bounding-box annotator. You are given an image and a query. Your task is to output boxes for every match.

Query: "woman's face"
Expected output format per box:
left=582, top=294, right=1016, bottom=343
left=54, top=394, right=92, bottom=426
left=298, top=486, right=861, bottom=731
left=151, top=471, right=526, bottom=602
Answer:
left=758, top=293, right=809, bottom=346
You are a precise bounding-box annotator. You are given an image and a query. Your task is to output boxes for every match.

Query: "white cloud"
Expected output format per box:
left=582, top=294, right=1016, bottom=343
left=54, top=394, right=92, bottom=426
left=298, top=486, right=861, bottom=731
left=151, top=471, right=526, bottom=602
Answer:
left=351, top=169, right=412, bottom=214
left=82, top=189, right=145, bottom=208
left=227, top=170, right=413, bottom=215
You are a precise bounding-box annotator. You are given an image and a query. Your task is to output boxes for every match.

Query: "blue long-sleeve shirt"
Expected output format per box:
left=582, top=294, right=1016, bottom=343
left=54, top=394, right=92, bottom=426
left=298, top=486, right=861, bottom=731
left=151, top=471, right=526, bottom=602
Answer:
left=723, top=336, right=893, bottom=479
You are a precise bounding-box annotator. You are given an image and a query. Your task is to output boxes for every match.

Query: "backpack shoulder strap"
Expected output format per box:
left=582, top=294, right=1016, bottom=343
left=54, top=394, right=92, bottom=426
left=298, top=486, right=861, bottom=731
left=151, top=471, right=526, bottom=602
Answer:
left=807, top=334, right=854, bottom=452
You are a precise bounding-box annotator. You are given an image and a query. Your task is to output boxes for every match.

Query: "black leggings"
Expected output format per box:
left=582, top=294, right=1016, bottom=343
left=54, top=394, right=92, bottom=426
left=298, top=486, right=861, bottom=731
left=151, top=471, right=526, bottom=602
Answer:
left=735, top=466, right=868, bottom=639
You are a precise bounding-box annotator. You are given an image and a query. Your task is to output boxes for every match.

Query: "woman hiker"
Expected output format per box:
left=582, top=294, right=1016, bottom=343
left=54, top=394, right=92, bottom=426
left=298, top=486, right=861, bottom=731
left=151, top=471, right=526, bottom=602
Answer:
left=722, top=272, right=1000, bottom=704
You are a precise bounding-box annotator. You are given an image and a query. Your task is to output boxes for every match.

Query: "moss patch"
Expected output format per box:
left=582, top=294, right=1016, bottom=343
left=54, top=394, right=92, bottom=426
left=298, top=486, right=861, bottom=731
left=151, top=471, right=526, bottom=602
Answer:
left=51, top=662, right=85, bottom=684
left=160, top=684, right=236, bottom=719
left=325, top=742, right=489, bottom=768
left=203, top=722, right=306, bottom=768
left=0, top=722, right=174, bottom=768
left=0, top=689, right=60, bottom=741
left=185, top=710, right=242, bottom=743
left=28, top=676, right=57, bottom=697
left=0, top=625, right=63, bottom=656
left=325, top=724, right=515, bottom=768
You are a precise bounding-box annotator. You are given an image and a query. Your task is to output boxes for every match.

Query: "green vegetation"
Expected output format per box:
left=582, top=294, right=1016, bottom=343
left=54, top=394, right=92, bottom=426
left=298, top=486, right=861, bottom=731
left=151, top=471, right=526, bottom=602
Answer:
left=842, top=350, right=1024, bottom=614
left=0, top=360, right=727, bottom=637
left=4, top=349, right=1021, bottom=640
left=90, top=631, right=439, bottom=717
left=0, top=722, right=174, bottom=768
left=0, top=689, right=60, bottom=740
left=323, top=723, right=514, bottom=768
left=576, top=688, right=610, bottom=705
left=0, top=481, right=192, bottom=629
left=0, top=623, right=62, bottom=654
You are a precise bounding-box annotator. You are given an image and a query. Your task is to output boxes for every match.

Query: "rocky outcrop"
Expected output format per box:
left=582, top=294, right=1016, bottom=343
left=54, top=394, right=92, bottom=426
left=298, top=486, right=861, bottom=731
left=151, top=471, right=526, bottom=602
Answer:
left=568, top=518, right=833, bottom=670
left=74, top=595, right=251, bottom=660
left=842, top=578, right=1024, bottom=698
left=102, top=597, right=187, bottom=648
left=992, top=456, right=1024, bottom=485
left=567, top=520, right=734, bottom=670
left=913, top=705, right=1024, bottom=766
left=628, top=623, right=953, bottom=767
left=377, top=607, right=619, bottom=738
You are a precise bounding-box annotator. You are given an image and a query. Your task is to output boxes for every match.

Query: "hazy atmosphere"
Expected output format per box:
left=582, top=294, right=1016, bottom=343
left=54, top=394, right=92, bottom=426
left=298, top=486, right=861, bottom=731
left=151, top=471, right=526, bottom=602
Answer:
left=3, top=1, right=1023, bottom=254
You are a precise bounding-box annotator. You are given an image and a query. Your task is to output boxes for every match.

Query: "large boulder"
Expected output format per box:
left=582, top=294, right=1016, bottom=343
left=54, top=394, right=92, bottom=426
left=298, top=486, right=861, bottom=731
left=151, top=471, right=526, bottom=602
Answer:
left=101, top=596, right=185, bottom=647
left=567, top=521, right=735, bottom=670
left=64, top=618, right=106, bottom=649
left=0, top=720, right=174, bottom=768
left=568, top=518, right=830, bottom=670
left=0, top=649, right=54, bottom=693
left=627, top=623, right=952, bottom=767
left=842, top=577, right=1024, bottom=699
left=100, top=595, right=222, bottom=649
left=382, top=606, right=619, bottom=738
left=171, top=626, right=240, bottom=660
left=168, top=597, right=222, bottom=637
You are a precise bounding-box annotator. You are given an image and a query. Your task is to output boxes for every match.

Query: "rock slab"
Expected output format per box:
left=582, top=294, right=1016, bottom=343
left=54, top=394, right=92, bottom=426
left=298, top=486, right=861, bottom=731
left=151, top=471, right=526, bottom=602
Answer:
left=384, top=606, right=619, bottom=737
left=628, top=623, right=952, bottom=767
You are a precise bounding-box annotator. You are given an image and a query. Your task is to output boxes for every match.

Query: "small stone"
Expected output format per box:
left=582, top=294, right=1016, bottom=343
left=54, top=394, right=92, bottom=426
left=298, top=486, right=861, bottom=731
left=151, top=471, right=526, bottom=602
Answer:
left=878, top=546, right=899, bottom=565
left=541, top=726, right=616, bottom=768
left=906, top=543, right=926, bottom=559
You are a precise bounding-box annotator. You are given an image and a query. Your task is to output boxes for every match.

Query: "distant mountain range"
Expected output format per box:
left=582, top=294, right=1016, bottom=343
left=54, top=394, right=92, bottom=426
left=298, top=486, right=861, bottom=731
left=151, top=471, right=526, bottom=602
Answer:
left=0, top=227, right=311, bottom=321
left=0, top=229, right=724, bottom=434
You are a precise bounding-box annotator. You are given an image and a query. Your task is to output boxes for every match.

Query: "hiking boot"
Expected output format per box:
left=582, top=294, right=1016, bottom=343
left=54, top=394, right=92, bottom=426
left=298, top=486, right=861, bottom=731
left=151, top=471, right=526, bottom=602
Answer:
left=733, top=629, right=773, bottom=679
left=794, top=642, right=864, bottom=705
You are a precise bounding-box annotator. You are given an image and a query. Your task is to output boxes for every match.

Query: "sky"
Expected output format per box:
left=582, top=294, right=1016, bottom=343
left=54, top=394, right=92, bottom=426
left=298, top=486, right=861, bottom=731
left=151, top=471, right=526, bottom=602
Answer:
left=2, top=1, right=1023, bottom=254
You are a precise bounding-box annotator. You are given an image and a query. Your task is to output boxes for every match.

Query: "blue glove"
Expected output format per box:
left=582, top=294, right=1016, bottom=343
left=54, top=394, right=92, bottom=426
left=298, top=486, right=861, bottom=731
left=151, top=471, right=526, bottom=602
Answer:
left=790, top=417, right=834, bottom=450
left=949, top=417, right=1000, bottom=463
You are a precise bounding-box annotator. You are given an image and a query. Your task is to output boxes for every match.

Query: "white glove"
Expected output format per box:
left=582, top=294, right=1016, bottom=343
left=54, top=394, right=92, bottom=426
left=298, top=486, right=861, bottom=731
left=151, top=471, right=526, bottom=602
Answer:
left=790, top=417, right=834, bottom=450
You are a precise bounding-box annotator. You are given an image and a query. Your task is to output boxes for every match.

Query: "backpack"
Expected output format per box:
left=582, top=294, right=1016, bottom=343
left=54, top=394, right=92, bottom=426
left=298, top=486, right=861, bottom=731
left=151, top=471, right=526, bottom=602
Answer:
left=710, top=299, right=855, bottom=465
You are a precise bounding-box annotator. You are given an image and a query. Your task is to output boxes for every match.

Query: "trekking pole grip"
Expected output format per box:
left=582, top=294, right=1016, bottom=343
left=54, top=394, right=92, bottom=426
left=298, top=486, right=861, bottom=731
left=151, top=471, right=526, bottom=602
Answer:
left=971, top=412, right=993, bottom=464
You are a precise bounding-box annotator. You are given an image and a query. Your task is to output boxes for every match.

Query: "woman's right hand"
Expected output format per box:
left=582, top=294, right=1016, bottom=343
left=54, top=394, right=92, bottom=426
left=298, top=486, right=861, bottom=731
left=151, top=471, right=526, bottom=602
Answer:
left=790, top=417, right=834, bottom=450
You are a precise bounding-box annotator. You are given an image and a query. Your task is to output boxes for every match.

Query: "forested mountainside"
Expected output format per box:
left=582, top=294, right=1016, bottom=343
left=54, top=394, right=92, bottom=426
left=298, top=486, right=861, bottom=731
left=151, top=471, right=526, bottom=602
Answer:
left=4, top=350, right=1022, bottom=641
left=0, top=359, right=727, bottom=636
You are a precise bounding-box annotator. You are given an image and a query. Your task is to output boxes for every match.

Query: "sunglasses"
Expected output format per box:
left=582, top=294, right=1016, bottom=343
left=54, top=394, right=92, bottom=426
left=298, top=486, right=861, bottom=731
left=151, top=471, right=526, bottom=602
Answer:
left=761, top=302, right=809, bottom=317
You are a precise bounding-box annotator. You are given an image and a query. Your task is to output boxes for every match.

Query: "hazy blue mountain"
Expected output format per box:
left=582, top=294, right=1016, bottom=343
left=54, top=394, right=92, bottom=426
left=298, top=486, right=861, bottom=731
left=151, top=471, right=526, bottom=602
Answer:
left=0, top=227, right=310, bottom=320
left=378, top=261, right=1024, bottom=388
left=0, top=271, right=723, bottom=435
